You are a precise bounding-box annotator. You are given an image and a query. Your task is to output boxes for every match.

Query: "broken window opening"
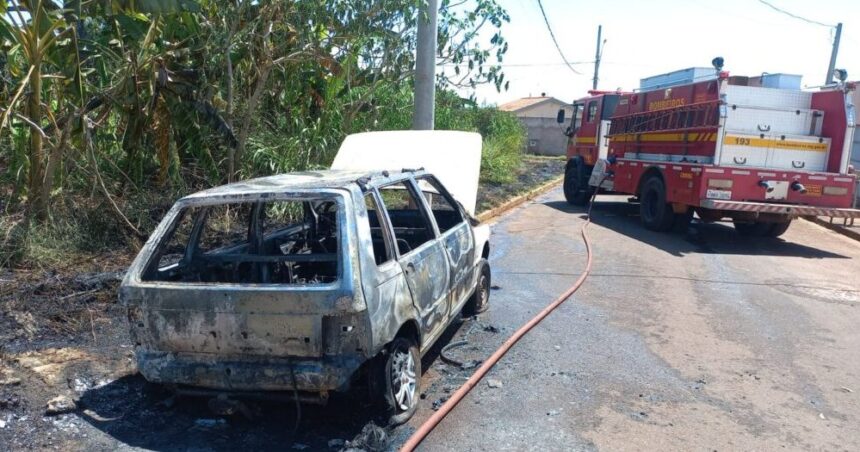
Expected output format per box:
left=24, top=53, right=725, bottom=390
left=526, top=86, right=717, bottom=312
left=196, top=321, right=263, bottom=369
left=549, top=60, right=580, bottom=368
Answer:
left=416, top=176, right=464, bottom=233
left=377, top=181, right=435, bottom=255
left=142, top=198, right=340, bottom=285
left=363, top=193, right=393, bottom=266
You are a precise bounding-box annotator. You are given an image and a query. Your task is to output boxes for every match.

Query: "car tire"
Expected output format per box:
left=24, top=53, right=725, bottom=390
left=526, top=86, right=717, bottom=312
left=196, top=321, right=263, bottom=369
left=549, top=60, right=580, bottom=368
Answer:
left=463, top=259, right=491, bottom=316
left=733, top=221, right=772, bottom=237
left=563, top=158, right=593, bottom=206
left=639, top=176, right=675, bottom=232
left=380, top=337, right=420, bottom=426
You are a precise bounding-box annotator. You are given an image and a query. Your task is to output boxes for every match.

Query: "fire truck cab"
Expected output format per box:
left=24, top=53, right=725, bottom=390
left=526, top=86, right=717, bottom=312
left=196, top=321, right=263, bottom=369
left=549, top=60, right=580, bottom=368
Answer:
left=558, top=61, right=860, bottom=237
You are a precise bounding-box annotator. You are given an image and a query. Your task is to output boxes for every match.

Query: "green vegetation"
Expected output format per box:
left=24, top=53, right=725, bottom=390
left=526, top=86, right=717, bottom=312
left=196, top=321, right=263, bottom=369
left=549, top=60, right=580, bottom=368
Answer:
left=0, top=1, right=524, bottom=268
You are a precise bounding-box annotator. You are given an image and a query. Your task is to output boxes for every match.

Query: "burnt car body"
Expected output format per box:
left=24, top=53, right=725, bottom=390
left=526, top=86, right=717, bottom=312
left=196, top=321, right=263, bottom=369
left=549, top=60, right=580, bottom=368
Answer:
left=120, top=131, right=491, bottom=423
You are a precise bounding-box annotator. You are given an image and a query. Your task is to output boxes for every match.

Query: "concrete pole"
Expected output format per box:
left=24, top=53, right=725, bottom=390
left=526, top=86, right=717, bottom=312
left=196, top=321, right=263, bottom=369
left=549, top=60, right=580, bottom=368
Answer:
left=592, top=25, right=602, bottom=91
left=825, top=22, right=842, bottom=85
left=413, top=0, right=438, bottom=130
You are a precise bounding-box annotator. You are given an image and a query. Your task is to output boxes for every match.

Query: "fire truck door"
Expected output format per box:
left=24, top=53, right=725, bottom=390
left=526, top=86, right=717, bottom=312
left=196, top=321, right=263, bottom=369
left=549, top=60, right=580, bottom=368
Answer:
left=597, top=120, right=611, bottom=160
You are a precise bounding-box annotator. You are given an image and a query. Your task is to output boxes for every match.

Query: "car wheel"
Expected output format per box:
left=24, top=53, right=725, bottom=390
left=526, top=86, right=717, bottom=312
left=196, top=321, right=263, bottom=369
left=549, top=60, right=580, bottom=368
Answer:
left=733, top=221, right=772, bottom=237
left=382, top=337, right=420, bottom=425
left=563, top=158, right=592, bottom=206
left=639, top=176, right=675, bottom=232
left=463, top=259, right=491, bottom=316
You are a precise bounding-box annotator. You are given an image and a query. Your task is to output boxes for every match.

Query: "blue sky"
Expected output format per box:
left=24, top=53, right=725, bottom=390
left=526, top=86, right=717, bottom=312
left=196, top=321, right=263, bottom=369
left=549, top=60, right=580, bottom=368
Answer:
left=466, top=0, right=860, bottom=105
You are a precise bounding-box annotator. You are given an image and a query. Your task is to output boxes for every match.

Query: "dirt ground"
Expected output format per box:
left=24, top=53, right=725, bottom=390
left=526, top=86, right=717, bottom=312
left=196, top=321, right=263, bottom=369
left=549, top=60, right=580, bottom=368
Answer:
left=476, top=155, right=564, bottom=213
left=0, top=156, right=563, bottom=451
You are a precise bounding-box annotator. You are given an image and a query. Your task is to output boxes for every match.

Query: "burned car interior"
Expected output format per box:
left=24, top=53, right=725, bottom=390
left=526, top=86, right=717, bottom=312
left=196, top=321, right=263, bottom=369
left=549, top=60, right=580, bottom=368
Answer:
left=142, top=198, right=340, bottom=284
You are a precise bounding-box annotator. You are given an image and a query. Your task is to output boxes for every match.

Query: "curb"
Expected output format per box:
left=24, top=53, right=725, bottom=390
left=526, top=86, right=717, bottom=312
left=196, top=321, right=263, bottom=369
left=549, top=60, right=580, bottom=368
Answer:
left=805, top=217, right=860, bottom=241
left=476, top=175, right=564, bottom=223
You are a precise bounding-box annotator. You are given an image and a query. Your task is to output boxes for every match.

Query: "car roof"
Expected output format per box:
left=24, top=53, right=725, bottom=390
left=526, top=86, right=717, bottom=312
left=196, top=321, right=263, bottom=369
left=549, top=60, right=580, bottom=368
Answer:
left=180, top=169, right=424, bottom=201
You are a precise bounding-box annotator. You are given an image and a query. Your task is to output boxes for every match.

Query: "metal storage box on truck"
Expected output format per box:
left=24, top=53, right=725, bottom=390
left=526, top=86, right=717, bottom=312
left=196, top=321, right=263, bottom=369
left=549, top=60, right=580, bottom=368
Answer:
left=749, top=73, right=802, bottom=90
left=721, top=85, right=830, bottom=172
left=639, top=67, right=717, bottom=91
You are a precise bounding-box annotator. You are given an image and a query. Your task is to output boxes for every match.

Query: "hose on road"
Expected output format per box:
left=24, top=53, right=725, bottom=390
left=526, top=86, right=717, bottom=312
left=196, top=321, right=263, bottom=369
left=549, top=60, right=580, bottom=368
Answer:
left=400, top=176, right=604, bottom=451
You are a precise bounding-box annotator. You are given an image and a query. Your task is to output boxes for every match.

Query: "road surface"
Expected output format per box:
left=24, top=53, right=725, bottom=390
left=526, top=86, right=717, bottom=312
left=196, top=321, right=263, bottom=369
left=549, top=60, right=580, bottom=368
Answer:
left=406, top=188, right=860, bottom=451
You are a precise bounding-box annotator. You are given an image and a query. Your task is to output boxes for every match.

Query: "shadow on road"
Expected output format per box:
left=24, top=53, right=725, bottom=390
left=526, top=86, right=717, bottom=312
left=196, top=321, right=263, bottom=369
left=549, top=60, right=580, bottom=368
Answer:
left=75, top=319, right=468, bottom=451
left=542, top=198, right=849, bottom=259
left=76, top=374, right=385, bottom=450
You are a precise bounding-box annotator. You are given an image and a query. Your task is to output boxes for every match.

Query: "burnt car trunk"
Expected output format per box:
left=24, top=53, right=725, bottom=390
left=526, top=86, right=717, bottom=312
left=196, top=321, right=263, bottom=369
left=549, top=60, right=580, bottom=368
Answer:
left=126, top=287, right=333, bottom=358
left=121, top=190, right=372, bottom=392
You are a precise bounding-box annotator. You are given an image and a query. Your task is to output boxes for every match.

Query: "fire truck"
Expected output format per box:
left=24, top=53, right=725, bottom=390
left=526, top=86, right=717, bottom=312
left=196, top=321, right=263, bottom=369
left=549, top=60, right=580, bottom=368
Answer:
left=557, top=59, right=860, bottom=236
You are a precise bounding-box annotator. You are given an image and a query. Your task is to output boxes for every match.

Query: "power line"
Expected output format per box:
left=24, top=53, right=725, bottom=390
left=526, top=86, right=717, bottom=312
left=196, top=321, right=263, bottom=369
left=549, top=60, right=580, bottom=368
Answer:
left=535, top=0, right=582, bottom=75
left=756, top=0, right=834, bottom=28
left=442, top=61, right=594, bottom=68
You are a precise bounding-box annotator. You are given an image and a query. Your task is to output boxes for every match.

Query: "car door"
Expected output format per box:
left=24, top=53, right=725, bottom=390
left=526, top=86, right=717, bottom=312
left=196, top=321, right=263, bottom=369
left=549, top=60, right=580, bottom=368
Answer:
left=376, top=179, right=451, bottom=339
left=415, top=176, right=474, bottom=317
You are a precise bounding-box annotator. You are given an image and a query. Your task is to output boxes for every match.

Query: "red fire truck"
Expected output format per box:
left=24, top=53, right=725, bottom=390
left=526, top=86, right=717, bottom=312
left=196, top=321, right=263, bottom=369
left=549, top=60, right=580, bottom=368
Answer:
left=557, top=60, right=860, bottom=236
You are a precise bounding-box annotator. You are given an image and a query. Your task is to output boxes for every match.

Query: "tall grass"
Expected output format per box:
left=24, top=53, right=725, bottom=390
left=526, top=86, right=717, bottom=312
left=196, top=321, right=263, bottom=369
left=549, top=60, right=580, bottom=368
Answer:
left=1, top=87, right=526, bottom=268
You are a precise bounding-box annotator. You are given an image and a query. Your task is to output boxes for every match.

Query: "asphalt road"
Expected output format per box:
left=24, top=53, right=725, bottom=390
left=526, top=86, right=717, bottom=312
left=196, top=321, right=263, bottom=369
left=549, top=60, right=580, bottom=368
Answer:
left=405, top=188, right=860, bottom=451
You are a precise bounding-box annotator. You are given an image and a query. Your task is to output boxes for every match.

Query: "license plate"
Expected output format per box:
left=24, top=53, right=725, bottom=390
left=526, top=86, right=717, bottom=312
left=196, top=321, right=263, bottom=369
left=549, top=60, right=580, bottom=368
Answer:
left=706, top=189, right=732, bottom=200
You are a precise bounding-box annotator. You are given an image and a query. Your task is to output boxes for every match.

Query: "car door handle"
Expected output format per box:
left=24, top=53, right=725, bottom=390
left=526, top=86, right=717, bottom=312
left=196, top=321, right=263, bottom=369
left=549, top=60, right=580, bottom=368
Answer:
left=733, top=156, right=747, bottom=165
left=405, top=263, right=415, bottom=273
left=792, top=160, right=805, bottom=169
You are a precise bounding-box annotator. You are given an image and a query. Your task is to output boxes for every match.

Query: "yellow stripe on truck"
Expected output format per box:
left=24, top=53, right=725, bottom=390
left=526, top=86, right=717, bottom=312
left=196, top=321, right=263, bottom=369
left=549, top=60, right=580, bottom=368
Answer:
left=725, top=135, right=828, bottom=152
left=574, top=136, right=597, bottom=144
left=610, top=133, right=717, bottom=143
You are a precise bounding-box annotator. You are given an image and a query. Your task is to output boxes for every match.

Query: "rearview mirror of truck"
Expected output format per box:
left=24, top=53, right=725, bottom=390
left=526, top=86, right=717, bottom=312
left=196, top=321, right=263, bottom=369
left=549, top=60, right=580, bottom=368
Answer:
left=556, top=108, right=566, bottom=124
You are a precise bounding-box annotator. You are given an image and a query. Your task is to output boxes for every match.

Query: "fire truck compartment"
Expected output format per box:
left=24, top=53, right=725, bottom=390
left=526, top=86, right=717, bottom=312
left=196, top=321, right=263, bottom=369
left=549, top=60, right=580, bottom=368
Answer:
left=721, top=84, right=831, bottom=172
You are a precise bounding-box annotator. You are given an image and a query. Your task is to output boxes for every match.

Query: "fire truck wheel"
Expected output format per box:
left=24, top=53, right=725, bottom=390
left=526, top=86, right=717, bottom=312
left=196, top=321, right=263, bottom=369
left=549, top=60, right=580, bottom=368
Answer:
left=639, top=176, right=675, bottom=232
left=563, top=159, right=592, bottom=206
left=732, top=221, right=772, bottom=237
left=767, top=221, right=791, bottom=237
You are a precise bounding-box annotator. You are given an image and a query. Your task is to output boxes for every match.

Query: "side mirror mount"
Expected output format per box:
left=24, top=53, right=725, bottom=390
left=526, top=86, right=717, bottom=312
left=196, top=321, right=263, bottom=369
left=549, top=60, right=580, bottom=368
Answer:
left=556, top=108, right=566, bottom=124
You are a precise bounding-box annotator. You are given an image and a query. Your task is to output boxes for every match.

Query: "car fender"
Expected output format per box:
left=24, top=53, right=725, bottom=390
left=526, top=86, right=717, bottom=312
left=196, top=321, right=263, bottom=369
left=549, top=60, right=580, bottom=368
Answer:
left=472, top=223, right=491, bottom=266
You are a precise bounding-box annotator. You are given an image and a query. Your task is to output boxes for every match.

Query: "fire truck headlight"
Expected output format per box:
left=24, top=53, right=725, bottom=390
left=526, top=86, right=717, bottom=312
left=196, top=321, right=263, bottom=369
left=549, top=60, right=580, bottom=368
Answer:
left=790, top=181, right=807, bottom=194
left=758, top=180, right=775, bottom=193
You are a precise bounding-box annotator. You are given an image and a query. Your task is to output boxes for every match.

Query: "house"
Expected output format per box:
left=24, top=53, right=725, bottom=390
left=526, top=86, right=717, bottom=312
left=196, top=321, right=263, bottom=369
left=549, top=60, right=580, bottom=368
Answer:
left=499, top=95, right=573, bottom=156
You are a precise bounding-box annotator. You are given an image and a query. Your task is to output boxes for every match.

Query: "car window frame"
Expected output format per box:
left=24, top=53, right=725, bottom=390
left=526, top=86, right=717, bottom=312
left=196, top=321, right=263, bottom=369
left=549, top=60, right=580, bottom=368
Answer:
left=414, top=175, right=466, bottom=235
left=373, top=176, right=440, bottom=258
left=140, top=193, right=346, bottom=287
left=363, top=189, right=396, bottom=266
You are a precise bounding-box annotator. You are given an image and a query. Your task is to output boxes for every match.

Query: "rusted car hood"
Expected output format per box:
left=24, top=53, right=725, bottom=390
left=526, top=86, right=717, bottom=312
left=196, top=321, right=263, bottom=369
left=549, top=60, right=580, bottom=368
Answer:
left=331, top=131, right=482, bottom=214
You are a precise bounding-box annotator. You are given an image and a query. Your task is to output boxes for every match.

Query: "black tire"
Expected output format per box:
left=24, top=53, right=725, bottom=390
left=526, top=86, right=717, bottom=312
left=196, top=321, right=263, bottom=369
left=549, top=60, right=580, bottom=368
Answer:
left=733, top=221, right=772, bottom=237
left=379, top=337, right=420, bottom=425
left=463, top=259, right=491, bottom=316
left=767, top=221, right=791, bottom=238
left=639, top=176, right=675, bottom=232
left=563, top=158, right=593, bottom=206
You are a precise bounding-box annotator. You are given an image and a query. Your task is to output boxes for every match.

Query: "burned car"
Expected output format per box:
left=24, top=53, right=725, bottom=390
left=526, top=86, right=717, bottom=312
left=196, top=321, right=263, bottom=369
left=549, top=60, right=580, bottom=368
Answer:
left=119, top=131, right=491, bottom=423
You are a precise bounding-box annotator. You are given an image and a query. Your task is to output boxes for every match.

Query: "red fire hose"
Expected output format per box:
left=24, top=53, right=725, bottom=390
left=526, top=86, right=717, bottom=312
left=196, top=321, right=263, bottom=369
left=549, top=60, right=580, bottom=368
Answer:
left=400, top=183, right=600, bottom=451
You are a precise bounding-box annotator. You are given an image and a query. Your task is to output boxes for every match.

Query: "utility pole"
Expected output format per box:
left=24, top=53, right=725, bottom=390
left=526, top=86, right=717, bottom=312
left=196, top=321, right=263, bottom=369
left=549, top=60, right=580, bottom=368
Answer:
left=592, top=25, right=602, bottom=90
left=825, top=22, right=842, bottom=85
left=413, top=0, right=438, bottom=130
